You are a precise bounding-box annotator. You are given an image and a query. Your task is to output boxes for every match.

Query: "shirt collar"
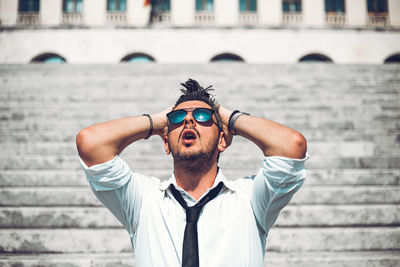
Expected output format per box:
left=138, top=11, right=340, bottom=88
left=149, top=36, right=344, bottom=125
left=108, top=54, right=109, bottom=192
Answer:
left=159, top=169, right=236, bottom=193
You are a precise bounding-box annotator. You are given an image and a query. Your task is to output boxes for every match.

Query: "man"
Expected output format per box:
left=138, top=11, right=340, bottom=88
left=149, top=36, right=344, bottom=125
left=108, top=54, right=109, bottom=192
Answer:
left=76, top=79, right=308, bottom=267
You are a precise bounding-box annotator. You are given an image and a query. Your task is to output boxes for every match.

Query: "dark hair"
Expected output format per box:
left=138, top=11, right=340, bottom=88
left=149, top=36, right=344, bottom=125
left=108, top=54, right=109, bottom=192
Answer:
left=174, top=79, right=223, bottom=132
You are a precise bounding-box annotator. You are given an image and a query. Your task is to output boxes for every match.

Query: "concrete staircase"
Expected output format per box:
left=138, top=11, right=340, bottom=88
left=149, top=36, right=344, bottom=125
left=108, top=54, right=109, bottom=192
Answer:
left=0, top=64, right=399, bottom=266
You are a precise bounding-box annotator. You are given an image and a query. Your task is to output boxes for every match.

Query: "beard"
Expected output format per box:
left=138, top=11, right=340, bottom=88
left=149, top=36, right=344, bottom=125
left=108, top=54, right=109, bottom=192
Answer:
left=170, top=136, right=219, bottom=173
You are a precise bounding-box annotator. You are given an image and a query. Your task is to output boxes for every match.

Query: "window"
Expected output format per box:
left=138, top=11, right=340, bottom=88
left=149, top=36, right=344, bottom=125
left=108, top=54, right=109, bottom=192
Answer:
left=18, top=0, right=40, bottom=12
left=282, top=0, right=302, bottom=25
left=63, top=0, right=82, bottom=13
left=210, top=53, right=245, bottom=62
left=283, top=0, right=301, bottom=12
left=239, top=0, right=256, bottom=12
left=299, top=53, right=333, bottom=63
left=107, top=0, right=126, bottom=11
left=31, top=53, right=67, bottom=63
left=196, top=0, right=213, bottom=11
left=107, top=0, right=127, bottom=24
left=325, top=0, right=345, bottom=13
left=18, top=0, right=40, bottom=24
left=150, top=0, right=171, bottom=23
left=63, top=0, right=83, bottom=24
left=325, top=0, right=346, bottom=26
left=367, top=0, right=388, bottom=13
left=121, top=53, right=155, bottom=63
left=384, top=53, right=400, bottom=64
left=195, top=0, right=214, bottom=24
left=367, top=0, right=389, bottom=25
left=152, top=0, right=170, bottom=12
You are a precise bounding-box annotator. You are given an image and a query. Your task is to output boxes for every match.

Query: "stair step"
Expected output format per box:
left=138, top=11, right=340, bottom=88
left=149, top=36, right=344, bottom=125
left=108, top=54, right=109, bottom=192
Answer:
left=2, top=130, right=398, bottom=146
left=3, top=79, right=397, bottom=94
left=0, top=205, right=398, bottom=228
left=0, top=251, right=399, bottom=267
left=3, top=106, right=396, bottom=120
left=0, top=141, right=380, bottom=158
left=1, top=154, right=400, bottom=170
left=2, top=108, right=396, bottom=122
left=1, top=186, right=399, bottom=206
left=1, top=227, right=399, bottom=253
left=2, top=80, right=398, bottom=95
left=1, top=169, right=398, bottom=187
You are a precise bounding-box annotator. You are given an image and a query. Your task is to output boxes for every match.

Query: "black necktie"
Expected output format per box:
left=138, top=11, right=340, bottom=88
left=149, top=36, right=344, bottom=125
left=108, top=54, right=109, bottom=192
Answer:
left=170, top=182, right=223, bottom=267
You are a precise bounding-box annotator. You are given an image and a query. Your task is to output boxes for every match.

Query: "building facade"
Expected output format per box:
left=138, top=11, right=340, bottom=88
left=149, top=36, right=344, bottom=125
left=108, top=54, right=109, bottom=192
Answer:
left=0, top=0, right=399, bottom=63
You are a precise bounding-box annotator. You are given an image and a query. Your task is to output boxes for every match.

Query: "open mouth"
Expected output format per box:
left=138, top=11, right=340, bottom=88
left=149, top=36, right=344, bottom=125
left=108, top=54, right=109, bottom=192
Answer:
left=181, top=129, right=197, bottom=146
left=183, top=131, right=196, bottom=140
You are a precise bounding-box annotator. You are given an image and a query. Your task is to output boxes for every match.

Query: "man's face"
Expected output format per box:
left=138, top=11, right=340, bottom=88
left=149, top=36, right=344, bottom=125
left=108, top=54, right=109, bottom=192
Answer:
left=163, top=100, right=226, bottom=166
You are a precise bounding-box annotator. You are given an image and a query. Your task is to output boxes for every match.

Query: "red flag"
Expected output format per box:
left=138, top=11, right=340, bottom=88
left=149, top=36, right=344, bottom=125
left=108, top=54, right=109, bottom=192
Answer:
left=144, top=0, right=150, bottom=6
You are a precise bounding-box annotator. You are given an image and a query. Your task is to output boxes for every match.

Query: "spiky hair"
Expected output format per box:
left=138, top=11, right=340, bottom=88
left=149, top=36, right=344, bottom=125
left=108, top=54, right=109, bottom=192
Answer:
left=174, top=79, right=223, bottom=132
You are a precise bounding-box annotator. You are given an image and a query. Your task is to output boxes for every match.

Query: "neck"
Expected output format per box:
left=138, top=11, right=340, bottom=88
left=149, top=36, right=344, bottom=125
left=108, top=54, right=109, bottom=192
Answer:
left=174, top=159, right=219, bottom=201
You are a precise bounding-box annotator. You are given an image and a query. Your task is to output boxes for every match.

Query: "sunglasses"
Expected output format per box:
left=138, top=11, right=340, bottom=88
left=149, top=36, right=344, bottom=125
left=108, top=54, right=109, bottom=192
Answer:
left=167, top=108, right=215, bottom=124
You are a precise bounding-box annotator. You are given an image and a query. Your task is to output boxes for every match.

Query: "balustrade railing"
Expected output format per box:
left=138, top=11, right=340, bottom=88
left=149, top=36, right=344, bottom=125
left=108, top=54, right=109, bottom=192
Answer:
left=239, top=12, right=258, bottom=25
left=106, top=11, right=127, bottom=25
left=195, top=11, right=215, bottom=25
left=325, top=12, right=346, bottom=26
left=152, top=12, right=171, bottom=24
left=282, top=11, right=302, bottom=25
left=62, top=12, right=83, bottom=25
left=367, top=13, right=389, bottom=26
left=17, top=12, right=40, bottom=25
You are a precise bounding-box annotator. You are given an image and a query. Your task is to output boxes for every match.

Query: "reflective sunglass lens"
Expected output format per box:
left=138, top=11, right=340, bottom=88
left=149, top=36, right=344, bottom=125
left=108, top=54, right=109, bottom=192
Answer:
left=168, top=110, right=187, bottom=124
left=193, top=109, right=212, bottom=122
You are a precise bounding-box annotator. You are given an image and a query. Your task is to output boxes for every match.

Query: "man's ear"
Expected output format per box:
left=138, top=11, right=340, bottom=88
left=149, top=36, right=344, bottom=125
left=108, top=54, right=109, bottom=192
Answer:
left=163, top=135, right=171, bottom=155
left=218, top=131, right=228, bottom=153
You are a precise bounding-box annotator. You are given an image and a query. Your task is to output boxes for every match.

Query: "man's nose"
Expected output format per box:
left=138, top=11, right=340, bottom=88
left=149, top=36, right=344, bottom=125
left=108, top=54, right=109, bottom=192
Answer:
left=184, top=111, right=196, bottom=126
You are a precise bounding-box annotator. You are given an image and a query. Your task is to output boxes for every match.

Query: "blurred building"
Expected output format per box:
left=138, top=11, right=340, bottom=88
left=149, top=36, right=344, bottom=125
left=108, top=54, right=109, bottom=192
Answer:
left=0, top=0, right=399, bottom=63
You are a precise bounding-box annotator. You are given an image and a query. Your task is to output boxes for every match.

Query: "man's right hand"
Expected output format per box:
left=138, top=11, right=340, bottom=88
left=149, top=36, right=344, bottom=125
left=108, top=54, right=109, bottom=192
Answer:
left=152, top=106, right=172, bottom=138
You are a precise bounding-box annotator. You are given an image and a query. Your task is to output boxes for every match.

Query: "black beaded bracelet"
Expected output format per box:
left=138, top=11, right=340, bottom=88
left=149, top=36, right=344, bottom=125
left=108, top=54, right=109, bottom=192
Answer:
left=142, top=114, right=153, bottom=139
left=228, top=110, right=250, bottom=135
left=228, top=110, right=240, bottom=134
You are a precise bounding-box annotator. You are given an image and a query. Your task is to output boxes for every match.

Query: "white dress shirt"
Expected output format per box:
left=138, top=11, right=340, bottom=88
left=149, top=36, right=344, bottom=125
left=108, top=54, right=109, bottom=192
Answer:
left=80, top=155, right=308, bottom=267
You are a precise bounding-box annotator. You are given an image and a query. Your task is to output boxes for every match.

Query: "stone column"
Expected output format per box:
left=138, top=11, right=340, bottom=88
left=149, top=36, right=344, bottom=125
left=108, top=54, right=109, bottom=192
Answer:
left=215, top=0, right=238, bottom=25
left=346, top=0, right=367, bottom=26
left=84, top=0, right=107, bottom=26
left=388, top=0, right=400, bottom=26
left=40, top=0, right=62, bottom=26
left=127, top=0, right=150, bottom=26
left=0, top=0, right=18, bottom=25
left=303, top=0, right=324, bottom=26
left=171, top=0, right=195, bottom=25
left=259, top=0, right=281, bottom=25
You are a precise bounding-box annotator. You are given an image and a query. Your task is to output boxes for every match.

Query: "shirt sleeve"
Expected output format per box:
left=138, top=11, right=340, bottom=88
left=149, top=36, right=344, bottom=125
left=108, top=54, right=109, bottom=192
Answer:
left=79, top=155, right=157, bottom=237
left=250, top=154, right=308, bottom=236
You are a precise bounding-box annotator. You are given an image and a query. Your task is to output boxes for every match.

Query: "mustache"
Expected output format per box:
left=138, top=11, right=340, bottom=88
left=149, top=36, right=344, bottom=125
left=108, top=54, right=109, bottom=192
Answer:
left=178, top=125, right=200, bottom=141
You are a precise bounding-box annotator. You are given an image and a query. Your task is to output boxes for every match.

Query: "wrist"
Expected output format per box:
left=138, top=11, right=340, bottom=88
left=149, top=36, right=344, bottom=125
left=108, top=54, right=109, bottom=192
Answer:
left=228, top=110, right=250, bottom=135
left=151, top=112, right=168, bottom=137
left=142, top=114, right=153, bottom=139
left=218, top=106, right=233, bottom=125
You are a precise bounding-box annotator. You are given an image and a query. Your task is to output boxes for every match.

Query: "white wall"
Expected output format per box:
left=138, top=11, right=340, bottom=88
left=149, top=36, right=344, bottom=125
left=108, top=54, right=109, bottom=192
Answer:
left=1, top=28, right=399, bottom=64
left=215, top=0, right=238, bottom=25
left=303, top=0, right=324, bottom=26
left=259, top=0, right=281, bottom=25
left=347, top=0, right=367, bottom=26
left=84, top=0, right=106, bottom=26
left=172, top=0, right=195, bottom=25
left=41, top=0, right=62, bottom=26
left=1, top=0, right=400, bottom=28
left=0, top=0, right=18, bottom=25
left=389, top=0, right=400, bottom=26
left=128, top=0, right=150, bottom=26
